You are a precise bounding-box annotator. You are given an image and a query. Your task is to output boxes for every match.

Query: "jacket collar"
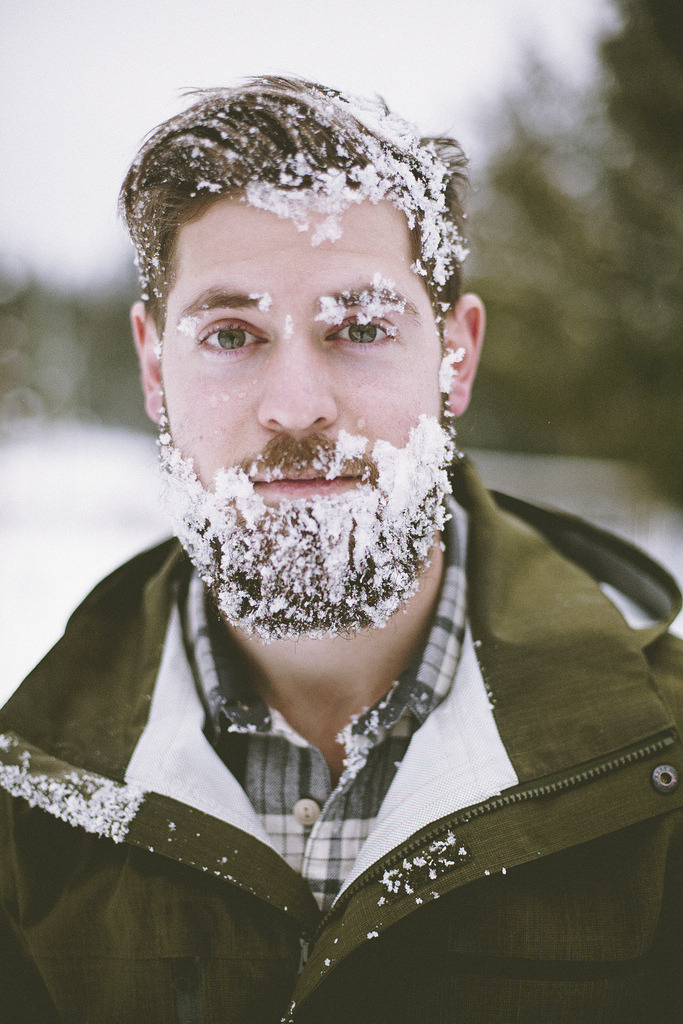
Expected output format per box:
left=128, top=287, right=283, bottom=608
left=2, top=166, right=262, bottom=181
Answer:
left=451, top=456, right=679, bottom=781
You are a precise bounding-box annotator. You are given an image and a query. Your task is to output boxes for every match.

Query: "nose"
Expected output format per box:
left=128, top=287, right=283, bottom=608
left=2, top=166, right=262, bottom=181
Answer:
left=257, top=335, right=338, bottom=436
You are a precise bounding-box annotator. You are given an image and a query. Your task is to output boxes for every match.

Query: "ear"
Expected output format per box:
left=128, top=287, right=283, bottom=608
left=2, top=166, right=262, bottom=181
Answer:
left=131, top=301, right=164, bottom=424
left=442, top=293, right=485, bottom=418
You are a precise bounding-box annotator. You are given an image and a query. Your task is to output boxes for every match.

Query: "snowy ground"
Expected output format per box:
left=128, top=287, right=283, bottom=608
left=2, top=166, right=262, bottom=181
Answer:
left=1, top=424, right=168, bottom=704
left=1, top=423, right=681, bottom=707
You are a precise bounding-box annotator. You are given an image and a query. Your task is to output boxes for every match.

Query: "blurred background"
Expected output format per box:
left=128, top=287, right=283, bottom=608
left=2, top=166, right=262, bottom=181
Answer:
left=1, top=0, right=681, bottom=700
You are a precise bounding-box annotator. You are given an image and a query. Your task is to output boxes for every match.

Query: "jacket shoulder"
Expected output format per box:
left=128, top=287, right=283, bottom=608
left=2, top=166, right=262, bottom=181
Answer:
left=0, top=538, right=189, bottom=778
left=450, top=455, right=682, bottom=638
left=68, top=536, right=185, bottom=619
left=490, top=484, right=683, bottom=721
left=491, top=488, right=682, bottom=634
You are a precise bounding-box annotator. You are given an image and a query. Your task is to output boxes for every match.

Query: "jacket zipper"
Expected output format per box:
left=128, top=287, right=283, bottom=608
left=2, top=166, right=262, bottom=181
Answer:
left=312, top=728, right=678, bottom=941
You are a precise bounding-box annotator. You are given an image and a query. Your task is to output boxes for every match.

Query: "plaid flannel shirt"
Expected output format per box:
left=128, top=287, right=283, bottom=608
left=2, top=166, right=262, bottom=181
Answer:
left=181, top=498, right=468, bottom=912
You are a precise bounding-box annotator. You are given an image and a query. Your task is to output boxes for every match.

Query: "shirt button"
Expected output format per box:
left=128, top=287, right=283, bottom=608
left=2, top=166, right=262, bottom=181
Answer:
left=293, top=798, right=321, bottom=827
left=651, top=764, right=679, bottom=794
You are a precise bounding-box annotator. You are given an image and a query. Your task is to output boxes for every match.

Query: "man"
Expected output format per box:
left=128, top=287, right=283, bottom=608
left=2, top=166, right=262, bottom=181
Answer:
left=1, top=77, right=682, bottom=1024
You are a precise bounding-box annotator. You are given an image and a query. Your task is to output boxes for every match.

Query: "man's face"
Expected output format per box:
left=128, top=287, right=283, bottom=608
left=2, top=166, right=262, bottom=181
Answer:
left=133, top=196, right=483, bottom=639
left=155, top=198, right=444, bottom=489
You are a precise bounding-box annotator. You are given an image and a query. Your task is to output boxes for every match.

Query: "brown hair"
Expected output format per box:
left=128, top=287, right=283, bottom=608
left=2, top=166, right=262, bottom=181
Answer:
left=119, top=76, right=470, bottom=333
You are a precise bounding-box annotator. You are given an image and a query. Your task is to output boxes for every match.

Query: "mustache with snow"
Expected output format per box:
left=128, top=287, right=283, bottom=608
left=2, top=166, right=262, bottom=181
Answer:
left=158, top=417, right=454, bottom=641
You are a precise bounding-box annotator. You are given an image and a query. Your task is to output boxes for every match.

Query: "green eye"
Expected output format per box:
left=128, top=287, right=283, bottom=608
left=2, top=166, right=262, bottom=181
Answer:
left=347, top=323, right=379, bottom=343
left=216, top=328, right=247, bottom=349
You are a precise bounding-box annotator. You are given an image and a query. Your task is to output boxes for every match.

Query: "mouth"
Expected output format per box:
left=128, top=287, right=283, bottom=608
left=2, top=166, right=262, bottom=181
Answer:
left=252, top=475, right=360, bottom=502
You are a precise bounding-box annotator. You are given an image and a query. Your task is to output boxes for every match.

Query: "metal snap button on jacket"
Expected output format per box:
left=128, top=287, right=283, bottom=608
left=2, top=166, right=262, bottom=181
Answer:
left=651, top=764, right=679, bottom=794
left=293, top=798, right=321, bottom=826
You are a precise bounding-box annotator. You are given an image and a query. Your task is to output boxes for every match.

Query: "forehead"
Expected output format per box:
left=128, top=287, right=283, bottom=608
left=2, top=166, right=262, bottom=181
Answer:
left=169, top=197, right=421, bottom=304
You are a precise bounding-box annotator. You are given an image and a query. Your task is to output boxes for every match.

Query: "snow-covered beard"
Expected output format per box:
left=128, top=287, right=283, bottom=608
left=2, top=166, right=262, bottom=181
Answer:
left=158, top=415, right=454, bottom=642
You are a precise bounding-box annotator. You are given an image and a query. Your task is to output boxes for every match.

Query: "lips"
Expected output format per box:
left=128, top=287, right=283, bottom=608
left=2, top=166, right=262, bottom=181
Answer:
left=252, top=475, right=359, bottom=501
left=251, top=469, right=342, bottom=482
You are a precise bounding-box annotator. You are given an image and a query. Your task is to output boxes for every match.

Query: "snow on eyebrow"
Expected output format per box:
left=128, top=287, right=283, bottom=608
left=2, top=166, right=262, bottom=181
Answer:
left=249, top=292, right=272, bottom=311
left=315, top=274, right=410, bottom=326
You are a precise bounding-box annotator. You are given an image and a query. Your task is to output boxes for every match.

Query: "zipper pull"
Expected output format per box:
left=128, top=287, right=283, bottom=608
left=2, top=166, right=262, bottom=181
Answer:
left=298, top=937, right=310, bottom=974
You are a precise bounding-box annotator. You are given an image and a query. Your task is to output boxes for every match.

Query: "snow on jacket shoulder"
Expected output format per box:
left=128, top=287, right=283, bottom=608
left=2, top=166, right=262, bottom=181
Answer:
left=1, top=457, right=682, bottom=1024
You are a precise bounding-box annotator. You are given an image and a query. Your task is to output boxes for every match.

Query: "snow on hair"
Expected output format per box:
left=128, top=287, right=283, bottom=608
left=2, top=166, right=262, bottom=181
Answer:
left=119, top=76, right=470, bottom=331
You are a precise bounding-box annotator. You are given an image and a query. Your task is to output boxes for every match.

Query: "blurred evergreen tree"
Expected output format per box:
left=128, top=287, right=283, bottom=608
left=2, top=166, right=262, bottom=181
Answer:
left=0, top=265, right=151, bottom=436
left=461, top=0, right=683, bottom=503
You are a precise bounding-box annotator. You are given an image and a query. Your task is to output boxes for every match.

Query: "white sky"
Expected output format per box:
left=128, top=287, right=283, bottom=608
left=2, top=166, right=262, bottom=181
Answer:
left=0, top=0, right=616, bottom=287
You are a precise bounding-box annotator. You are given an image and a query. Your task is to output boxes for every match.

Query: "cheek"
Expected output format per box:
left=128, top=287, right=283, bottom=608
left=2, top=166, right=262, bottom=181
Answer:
left=163, top=349, right=231, bottom=422
left=351, top=367, right=442, bottom=445
left=370, top=347, right=442, bottom=412
left=161, top=368, right=247, bottom=480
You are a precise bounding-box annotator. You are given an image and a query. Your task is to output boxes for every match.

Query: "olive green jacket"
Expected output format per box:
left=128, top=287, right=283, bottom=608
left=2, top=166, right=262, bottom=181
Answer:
left=1, top=458, right=682, bottom=1024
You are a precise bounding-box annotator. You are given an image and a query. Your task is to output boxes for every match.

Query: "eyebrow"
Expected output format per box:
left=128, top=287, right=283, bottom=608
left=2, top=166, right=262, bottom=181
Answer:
left=178, top=284, right=423, bottom=324
left=178, top=290, right=262, bottom=321
left=316, top=286, right=422, bottom=325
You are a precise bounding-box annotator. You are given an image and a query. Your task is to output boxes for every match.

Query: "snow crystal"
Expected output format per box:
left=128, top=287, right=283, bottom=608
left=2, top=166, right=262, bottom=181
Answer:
left=438, top=347, right=466, bottom=393
left=249, top=292, right=272, bottom=312
left=195, top=180, right=223, bottom=194
left=379, top=832, right=468, bottom=898
left=283, top=314, right=294, bottom=339
left=380, top=869, right=401, bottom=895
left=316, top=295, right=348, bottom=326
left=177, top=314, right=201, bottom=338
left=157, top=415, right=453, bottom=641
left=333, top=678, right=401, bottom=786
left=0, top=736, right=144, bottom=843
left=335, top=723, right=373, bottom=786
left=324, top=429, right=369, bottom=475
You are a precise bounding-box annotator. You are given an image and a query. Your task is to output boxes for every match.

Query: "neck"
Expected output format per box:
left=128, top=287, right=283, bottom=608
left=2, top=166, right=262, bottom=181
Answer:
left=226, top=539, right=444, bottom=784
